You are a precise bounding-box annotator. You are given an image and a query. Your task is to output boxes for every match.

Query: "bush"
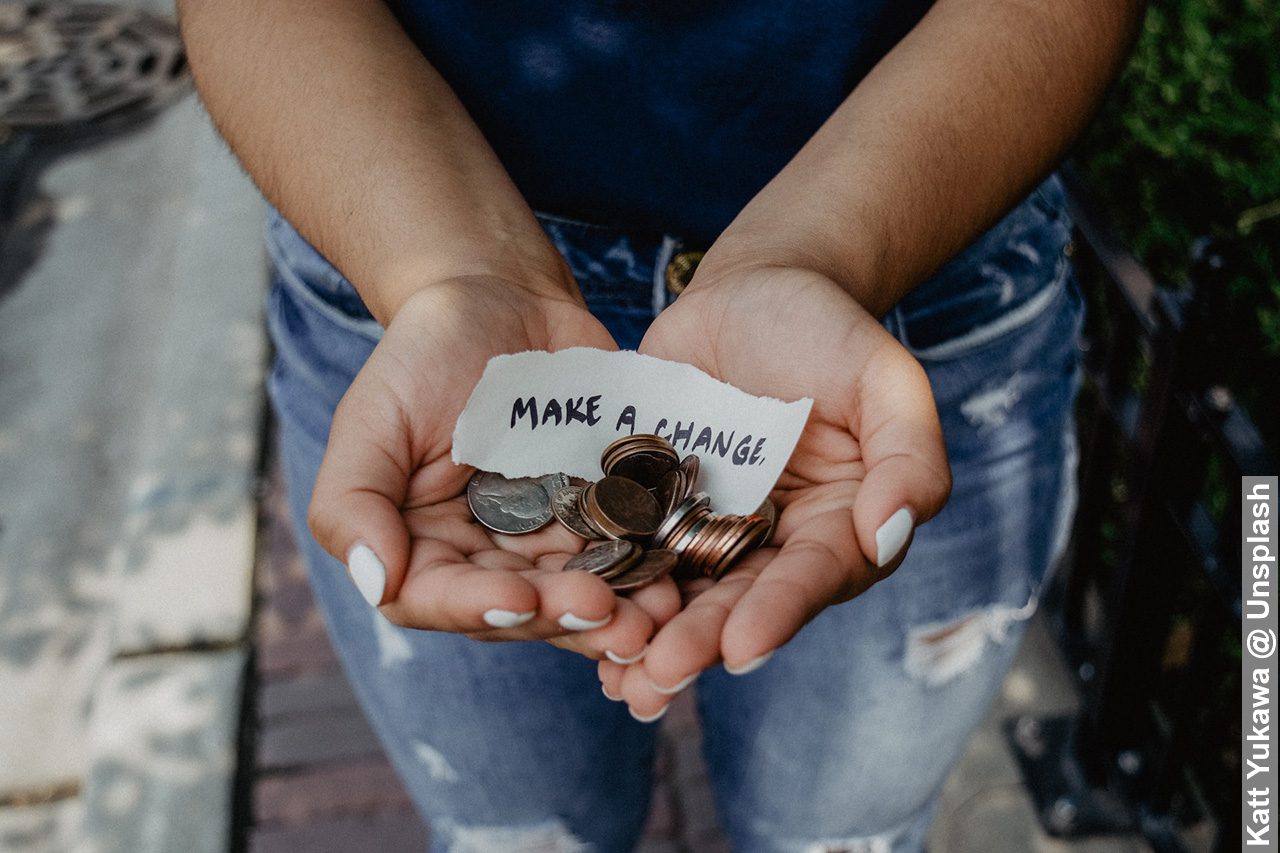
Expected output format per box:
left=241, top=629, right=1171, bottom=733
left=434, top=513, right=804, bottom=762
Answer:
left=1075, top=0, right=1280, bottom=447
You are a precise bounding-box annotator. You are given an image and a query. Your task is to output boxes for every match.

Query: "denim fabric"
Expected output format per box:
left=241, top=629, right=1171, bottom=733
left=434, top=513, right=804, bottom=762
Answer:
left=264, top=175, right=1082, bottom=853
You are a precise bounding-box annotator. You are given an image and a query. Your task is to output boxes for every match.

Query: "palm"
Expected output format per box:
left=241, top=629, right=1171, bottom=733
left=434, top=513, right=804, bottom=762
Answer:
left=313, top=278, right=679, bottom=647
left=602, top=267, right=949, bottom=702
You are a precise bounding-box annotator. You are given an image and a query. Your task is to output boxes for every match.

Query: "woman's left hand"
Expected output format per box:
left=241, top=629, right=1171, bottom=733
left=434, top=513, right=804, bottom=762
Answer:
left=600, top=265, right=952, bottom=718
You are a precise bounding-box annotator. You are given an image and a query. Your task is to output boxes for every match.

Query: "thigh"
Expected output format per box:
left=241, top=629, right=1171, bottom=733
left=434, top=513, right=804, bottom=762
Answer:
left=696, top=188, right=1083, bottom=853
left=264, top=213, right=659, bottom=853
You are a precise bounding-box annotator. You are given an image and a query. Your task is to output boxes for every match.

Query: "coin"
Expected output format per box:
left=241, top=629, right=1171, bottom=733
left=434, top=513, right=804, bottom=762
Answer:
left=677, top=454, right=700, bottom=496
left=584, top=476, right=661, bottom=540
left=467, top=471, right=553, bottom=534
left=654, top=467, right=686, bottom=517
left=609, top=549, right=678, bottom=592
left=654, top=492, right=711, bottom=548
left=601, top=434, right=679, bottom=490
left=755, top=497, right=777, bottom=543
left=709, top=516, right=772, bottom=579
left=550, top=486, right=605, bottom=541
left=465, top=441, right=771, bottom=584
left=540, top=472, right=571, bottom=498
left=563, top=540, right=637, bottom=578
left=672, top=514, right=712, bottom=561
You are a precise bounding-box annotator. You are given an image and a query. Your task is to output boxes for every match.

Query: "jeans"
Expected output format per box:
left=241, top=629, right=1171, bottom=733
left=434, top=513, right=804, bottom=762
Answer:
left=264, top=176, right=1083, bottom=853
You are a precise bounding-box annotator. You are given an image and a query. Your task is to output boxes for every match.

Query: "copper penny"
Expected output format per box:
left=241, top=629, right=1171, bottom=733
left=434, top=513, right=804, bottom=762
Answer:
left=563, top=540, right=637, bottom=577
left=591, top=476, right=661, bottom=540
left=755, top=497, right=777, bottom=543
left=677, top=454, right=700, bottom=497
left=609, top=549, right=678, bottom=593
left=654, top=467, right=686, bottom=518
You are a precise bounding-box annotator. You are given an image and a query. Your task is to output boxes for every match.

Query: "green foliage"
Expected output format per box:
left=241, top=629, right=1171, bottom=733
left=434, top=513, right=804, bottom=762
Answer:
left=1076, top=0, right=1280, bottom=446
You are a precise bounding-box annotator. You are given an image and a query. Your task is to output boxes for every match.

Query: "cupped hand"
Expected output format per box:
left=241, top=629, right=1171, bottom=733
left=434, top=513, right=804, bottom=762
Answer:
left=307, top=276, right=681, bottom=659
left=602, top=265, right=952, bottom=717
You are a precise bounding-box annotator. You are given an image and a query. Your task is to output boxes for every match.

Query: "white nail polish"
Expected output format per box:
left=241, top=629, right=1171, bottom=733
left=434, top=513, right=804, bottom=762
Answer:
left=559, top=612, right=612, bottom=631
left=602, top=684, right=622, bottom=702
left=346, top=544, right=386, bottom=607
left=725, top=650, right=774, bottom=676
left=605, top=647, right=647, bottom=665
left=650, top=672, right=698, bottom=695
left=629, top=705, right=669, bottom=724
left=875, top=507, right=915, bottom=567
left=483, top=609, right=536, bottom=629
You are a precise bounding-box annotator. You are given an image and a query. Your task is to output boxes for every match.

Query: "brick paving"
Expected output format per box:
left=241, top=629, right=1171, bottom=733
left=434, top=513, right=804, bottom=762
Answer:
left=247, top=448, right=728, bottom=852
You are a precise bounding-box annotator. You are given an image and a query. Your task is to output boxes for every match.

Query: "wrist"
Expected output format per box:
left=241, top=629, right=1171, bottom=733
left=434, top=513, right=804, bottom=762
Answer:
left=689, top=223, right=898, bottom=319
left=368, top=255, right=580, bottom=326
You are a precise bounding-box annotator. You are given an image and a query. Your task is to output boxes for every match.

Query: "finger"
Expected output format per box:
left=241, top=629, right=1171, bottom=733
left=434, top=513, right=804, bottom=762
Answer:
left=598, top=659, right=625, bottom=701
left=547, top=597, right=655, bottom=662
left=382, top=545, right=542, bottom=633
left=523, top=564, right=620, bottom=633
left=308, top=376, right=416, bottom=607
left=851, top=345, right=951, bottom=568
left=623, top=576, right=683, bottom=630
left=720, top=512, right=866, bottom=667
left=618, top=661, right=678, bottom=723
left=637, top=552, right=769, bottom=690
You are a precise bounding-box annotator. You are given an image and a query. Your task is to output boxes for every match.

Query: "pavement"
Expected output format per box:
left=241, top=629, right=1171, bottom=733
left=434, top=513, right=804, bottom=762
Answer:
left=0, top=6, right=266, bottom=846
left=0, top=7, right=1152, bottom=849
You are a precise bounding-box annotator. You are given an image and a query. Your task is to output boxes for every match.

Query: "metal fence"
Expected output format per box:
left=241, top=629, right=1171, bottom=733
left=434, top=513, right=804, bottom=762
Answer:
left=1007, top=165, right=1274, bottom=853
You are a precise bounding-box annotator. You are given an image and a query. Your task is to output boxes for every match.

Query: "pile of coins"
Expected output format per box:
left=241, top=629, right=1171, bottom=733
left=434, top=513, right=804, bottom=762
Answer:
left=466, top=434, right=775, bottom=593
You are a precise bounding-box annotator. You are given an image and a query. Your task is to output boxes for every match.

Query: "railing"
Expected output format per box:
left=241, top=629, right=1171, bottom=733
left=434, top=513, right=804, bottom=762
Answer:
left=1007, top=164, right=1274, bottom=852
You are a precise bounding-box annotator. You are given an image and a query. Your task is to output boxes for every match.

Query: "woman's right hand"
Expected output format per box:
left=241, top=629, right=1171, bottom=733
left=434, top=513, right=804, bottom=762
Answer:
left=307, top=276, right=680, bottom=661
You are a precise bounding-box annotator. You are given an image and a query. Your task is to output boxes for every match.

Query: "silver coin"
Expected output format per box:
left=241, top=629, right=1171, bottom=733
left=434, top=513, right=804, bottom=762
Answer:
left=540, top=472, right=571, bottom=498
left=551, top=486, right=605, bottom=541
left=654, top=491, right=711, bottom=546
left=563, top=540, right=636, bottom=576
left=467, top=471, right=553, bottom=534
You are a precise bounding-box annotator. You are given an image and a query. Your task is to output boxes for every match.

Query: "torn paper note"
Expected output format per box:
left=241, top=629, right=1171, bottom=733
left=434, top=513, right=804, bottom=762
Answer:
left=452, top=348, right=813, bottom=515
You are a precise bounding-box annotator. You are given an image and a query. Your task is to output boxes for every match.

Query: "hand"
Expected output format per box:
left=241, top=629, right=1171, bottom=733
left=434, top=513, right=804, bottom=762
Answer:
left=307, top=277, right=680, bottom=660
left=600, top=265, right=951, bottom=718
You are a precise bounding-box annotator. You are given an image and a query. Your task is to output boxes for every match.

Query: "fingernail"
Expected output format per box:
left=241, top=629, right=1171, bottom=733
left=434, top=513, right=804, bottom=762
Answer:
left=650, top=672, right=698, bottom=695
left=483, top=609, right=536, bottom=628
left=725, top=650, right=774, bottom=676
left=629, top=704, right=669, bottom=724
left=875, top=507, right=915, bottom=567
left=606, top=647, right=647, bottom=665
left=602, top=684, right=622, bottom=702
left=346, top=544, right=386, bottom=607
left=559, top=612, right=612, bottom=631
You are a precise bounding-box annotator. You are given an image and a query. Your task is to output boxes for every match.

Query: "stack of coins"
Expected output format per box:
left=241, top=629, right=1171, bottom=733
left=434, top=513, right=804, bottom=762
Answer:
left=652, top=493, right=773, bottom=580
left=465, top=434, right=775, bottom=593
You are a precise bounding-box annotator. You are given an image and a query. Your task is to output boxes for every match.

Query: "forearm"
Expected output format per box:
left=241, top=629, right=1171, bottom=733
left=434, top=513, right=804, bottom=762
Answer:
left=694, top=0, right=1145, bottom=316
left=179, top=0, right=571, bottom=324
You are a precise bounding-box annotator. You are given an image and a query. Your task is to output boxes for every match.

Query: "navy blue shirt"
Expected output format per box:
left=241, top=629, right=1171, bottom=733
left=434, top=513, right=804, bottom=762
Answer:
left=386, top=1, right=934, bottom=243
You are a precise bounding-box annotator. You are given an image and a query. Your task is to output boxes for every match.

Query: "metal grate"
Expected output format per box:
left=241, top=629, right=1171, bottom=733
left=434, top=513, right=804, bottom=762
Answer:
left=0, top=2, right=189, bottom=131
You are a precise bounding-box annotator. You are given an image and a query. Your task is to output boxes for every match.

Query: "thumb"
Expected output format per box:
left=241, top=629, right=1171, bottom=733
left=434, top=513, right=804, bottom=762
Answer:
left=307, top=378, right=413, bottom=607
left=851, top=348, right=951, bottom=570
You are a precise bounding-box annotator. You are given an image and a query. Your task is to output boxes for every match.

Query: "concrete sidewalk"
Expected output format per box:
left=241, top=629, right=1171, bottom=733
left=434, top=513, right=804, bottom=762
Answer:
left=0, top=45, right=266, bottom=852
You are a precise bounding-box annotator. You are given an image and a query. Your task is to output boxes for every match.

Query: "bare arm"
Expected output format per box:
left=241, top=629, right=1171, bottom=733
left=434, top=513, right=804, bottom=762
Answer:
left=178, top=0, right=572, bottom=324
left=609, top=0, right=1146, bottom=714
left=694, top=0, right=1146, bottom=315
left=180, top=0, right=667, bottom=657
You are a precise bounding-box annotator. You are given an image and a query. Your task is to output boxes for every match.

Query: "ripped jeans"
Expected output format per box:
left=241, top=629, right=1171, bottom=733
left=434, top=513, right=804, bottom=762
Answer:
left=264, top=175, right=1083, bottom=853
